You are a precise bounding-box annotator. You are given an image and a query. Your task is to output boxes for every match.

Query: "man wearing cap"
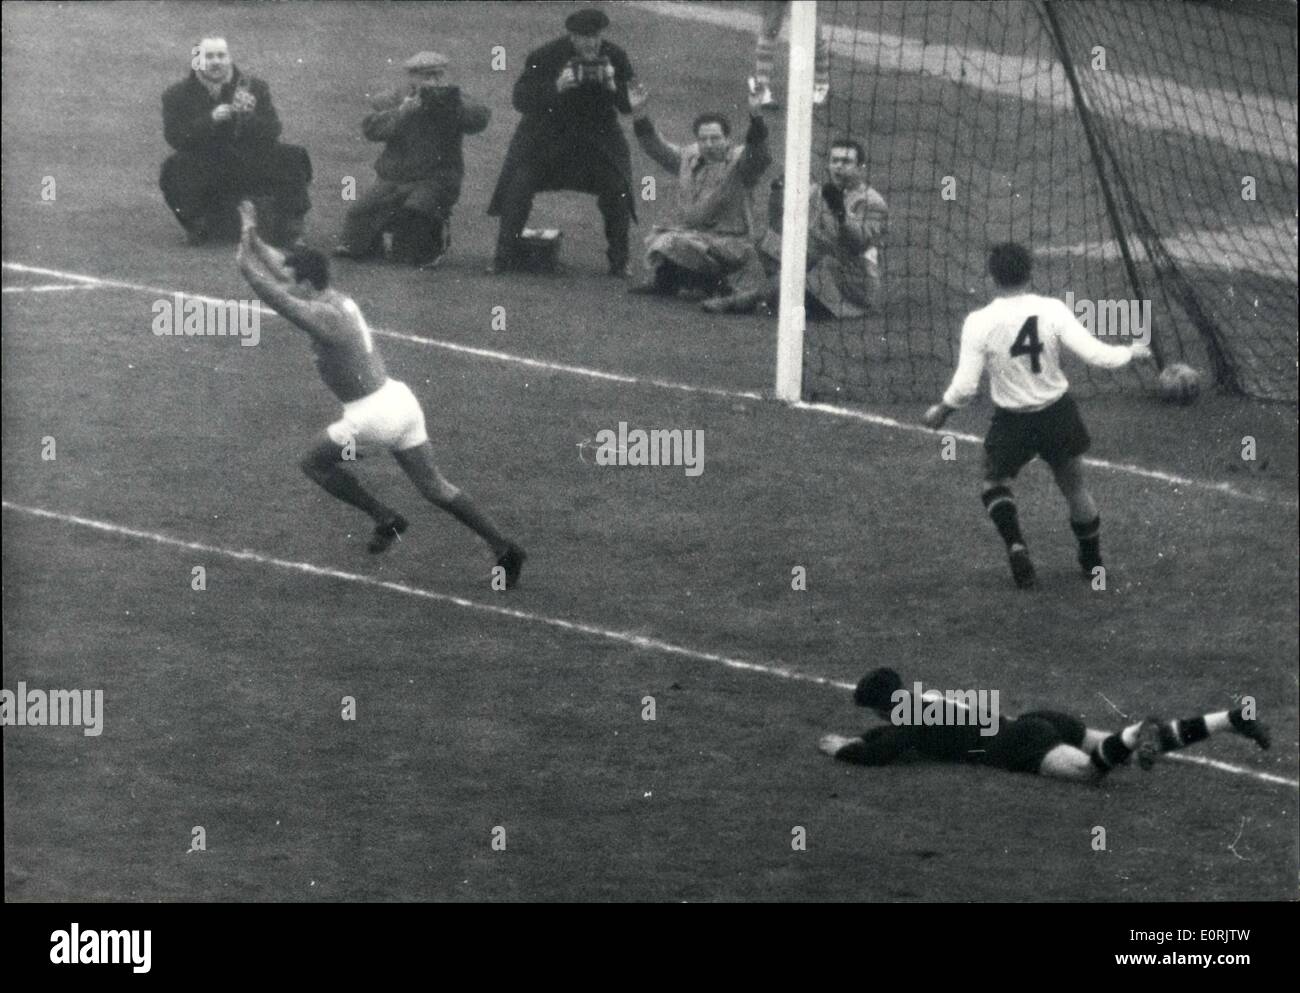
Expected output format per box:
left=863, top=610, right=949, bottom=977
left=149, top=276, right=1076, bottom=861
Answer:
left=161, top=35, right=313, bottom=245
left=487, top=7, right=637, bottom=276
left=335, top=52, right=490, bottom=268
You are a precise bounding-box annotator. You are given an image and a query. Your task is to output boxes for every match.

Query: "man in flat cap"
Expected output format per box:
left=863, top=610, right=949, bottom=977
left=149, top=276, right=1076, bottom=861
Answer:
left=487, top=7, right=638, bottom=275
left=160, top=35, right=312, bottom=245
left=335, top=52, right=490, bottom=268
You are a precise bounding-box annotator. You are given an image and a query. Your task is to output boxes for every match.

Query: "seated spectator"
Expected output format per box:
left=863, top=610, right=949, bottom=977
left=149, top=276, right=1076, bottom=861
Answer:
left=762, top=139, right=887, bottom=318
left=160, top=36, right=312, bottom=246
left=627, top=83, right=772, bottom=313
left=334, top=51, right=489, bottom=268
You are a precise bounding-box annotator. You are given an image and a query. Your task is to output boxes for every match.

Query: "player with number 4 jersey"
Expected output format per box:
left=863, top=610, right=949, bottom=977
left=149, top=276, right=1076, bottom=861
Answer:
left=236, top=200, right=526, bottom=588
left=924, top=243, right=1154, bottom=589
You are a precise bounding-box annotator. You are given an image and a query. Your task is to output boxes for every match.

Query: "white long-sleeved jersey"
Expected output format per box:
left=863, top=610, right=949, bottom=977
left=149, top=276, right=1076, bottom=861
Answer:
left=942, top=293, right=1136, bottom=412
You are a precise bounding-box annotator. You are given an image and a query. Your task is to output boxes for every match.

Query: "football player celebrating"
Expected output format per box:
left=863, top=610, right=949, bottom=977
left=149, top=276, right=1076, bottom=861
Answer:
left=819, top=668, right=1271, bottom=784
left=923, top=243, right=1154, bottom=588
left=236, top=201, right=526, bottom=587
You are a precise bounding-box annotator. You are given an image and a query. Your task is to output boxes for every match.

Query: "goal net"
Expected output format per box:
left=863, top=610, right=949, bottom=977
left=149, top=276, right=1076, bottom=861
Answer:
left=787, top=0, right=1298, bottom=404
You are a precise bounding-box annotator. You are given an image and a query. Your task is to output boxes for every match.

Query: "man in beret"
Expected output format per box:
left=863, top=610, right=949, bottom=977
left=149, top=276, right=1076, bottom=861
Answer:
left=335, top=52, right=490, bottom=268
left=160, top=36, right=312, bottom=246
left=487, top=8, right=637, bottom=275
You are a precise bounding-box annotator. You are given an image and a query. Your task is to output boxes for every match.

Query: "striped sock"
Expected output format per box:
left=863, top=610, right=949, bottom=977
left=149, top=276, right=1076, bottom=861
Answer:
left=814, top=30, right=830, bottom=89
left=755, top=35, right=776, bottom=88
left=1089, top=722, right=1142, bottom=772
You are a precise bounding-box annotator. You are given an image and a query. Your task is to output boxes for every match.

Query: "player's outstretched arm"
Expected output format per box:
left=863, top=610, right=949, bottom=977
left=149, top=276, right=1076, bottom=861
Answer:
left=819, top=726, right=910, bottom=765
left=237, top=201, right=294, bottom=282
left=1056, top=301, right=1155, bottom=369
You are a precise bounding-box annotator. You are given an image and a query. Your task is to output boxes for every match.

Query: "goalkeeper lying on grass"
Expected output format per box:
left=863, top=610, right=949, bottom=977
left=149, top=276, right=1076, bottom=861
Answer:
left=819, top=668, right=1270, bottom=784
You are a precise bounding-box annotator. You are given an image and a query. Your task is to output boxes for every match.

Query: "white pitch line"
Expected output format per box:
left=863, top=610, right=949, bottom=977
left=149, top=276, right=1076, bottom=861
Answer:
left=3, top=499, right=1294, bottom=791
left=0, top=500, right=853, bottom=694
left=2, top=260, right=1294, bottom=509
left=2, top=283, right=102, bottom=293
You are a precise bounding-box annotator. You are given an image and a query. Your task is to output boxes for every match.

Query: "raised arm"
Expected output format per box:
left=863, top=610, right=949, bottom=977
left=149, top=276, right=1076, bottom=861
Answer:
left=628, top=83, right=682, bottom=173
left=733, top=112, right=772, bottom=188
left=236, top=206, right=330, bottom=333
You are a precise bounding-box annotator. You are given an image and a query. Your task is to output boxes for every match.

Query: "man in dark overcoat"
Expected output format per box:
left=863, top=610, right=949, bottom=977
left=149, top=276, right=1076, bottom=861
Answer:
left=486, top=8, right=637, bottom=275
left=160, top=36, right=312, bottom=246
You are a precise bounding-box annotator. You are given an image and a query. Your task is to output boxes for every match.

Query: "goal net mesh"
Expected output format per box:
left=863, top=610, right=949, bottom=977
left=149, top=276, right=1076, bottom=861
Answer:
left=801, top=0, right=1297, bottom=404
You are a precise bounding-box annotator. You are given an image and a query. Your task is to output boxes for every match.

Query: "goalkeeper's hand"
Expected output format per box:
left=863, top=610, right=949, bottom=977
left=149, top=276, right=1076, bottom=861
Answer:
left=821, top=182, right=846, bottom=220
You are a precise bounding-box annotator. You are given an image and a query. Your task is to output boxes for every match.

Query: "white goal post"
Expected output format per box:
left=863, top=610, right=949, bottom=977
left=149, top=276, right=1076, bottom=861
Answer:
left=773, top=0, right=818, bottom=402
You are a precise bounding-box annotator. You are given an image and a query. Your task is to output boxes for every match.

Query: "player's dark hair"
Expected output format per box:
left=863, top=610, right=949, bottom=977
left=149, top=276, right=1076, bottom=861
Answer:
left=855, top=668, right=903, bottom=710
left=283, top=248, right=330, bottom=290
left=693, top=113, right=731, bottom=137
left=988, top=242, right=1032, bottom=288
left=830, top=138, right=865, bottom=164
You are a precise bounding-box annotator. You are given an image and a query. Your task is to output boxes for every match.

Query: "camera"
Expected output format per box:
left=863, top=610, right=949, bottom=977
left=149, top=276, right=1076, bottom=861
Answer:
left=570, top=58, right=612, bottom=87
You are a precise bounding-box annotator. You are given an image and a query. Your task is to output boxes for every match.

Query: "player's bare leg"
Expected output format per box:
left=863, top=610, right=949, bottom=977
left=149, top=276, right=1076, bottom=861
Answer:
left=392, top=442, right=526, bottom=588
left=982, top=472, right=1035, bottom=588
left=299, top=434, right=404, bottom=552
left=1051, top=456, right=1102, bottom=576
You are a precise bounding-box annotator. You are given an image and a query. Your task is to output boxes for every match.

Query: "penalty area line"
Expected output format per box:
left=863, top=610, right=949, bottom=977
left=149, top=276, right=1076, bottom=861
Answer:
left=3, top=499, right=1294, bottom=791
left=2, top=260, right=1292, bottom=509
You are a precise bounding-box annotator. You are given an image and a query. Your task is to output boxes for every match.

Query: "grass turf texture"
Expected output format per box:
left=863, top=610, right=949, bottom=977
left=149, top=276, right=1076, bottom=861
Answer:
left=3, top=1, right=1297, bottom=901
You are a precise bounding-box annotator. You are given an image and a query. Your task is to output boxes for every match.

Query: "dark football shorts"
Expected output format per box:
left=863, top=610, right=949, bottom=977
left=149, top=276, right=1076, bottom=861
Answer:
left=983, top=710, right=1088, bottom=774
left=983, top=393, right=1091, bottom=480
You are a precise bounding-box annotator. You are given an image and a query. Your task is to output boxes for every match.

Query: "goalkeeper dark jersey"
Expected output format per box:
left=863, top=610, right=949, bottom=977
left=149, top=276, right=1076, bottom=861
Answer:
left=840, top=711, right=1087, bottom=774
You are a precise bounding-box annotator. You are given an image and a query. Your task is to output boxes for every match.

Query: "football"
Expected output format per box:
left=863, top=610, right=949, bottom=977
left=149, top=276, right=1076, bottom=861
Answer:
left=1158, top=362, right=1202, bottom=405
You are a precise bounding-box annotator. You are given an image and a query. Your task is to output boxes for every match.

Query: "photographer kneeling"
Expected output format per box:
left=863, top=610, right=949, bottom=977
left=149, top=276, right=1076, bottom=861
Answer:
left=335, top=51, right=489, bottom=269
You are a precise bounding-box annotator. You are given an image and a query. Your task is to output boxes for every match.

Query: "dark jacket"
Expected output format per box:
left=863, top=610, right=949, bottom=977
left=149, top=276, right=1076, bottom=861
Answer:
left=364, top=85, right=490, bottom=184
left=162, top=67, right=281, bottom=160
left=487, top=35, right=637, bottom=220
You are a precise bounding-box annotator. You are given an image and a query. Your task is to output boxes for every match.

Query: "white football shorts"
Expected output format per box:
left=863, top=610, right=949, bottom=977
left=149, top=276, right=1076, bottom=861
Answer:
left=326, top=378, right=428, bottom=452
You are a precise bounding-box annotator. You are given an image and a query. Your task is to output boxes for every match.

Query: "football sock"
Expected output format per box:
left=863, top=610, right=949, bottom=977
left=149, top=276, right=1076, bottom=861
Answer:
left=814, top=33, right=830, bottom=90
left=443, top=493, right=509, bottom=555
left=1157, top=709, right=1254, bottom=750
left=755, top=35, right=776, bottom=88
left=1089, top=722, right=1141, bottom=772
left=311, top=466, right=395, bottom=524
left=1071, top=515, right=1102, bottom=567
left=982, top=486, right=1025, bottom=547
